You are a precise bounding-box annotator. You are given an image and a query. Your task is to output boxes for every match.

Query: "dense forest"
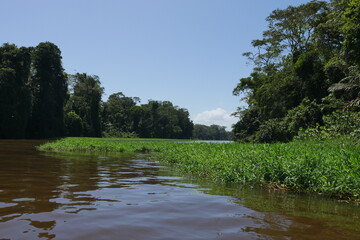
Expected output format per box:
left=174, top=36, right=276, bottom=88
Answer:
left=0, top=42, right=233, bottom=140
left=0, top=42, right=198, bottom=139
left=2, top=0, right=359, bottom=142
left=192, top=124, right=232, bottom=140
left=232, top=0, right=360, bottom=142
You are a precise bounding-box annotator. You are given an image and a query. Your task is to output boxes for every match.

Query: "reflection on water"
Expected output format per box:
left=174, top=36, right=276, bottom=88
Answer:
left=0, top=140, right=359, bottom=240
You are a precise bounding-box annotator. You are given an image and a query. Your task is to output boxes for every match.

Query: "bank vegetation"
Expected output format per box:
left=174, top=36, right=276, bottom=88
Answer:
left=39, top=137, right=360, bottom=201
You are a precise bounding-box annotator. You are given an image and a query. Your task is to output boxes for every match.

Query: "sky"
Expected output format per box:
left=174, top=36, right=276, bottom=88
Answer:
left=1, top=0, right=311, bottom=130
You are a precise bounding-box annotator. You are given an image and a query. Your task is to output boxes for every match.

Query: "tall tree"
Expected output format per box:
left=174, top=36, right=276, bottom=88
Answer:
left=342, top=0, right=360, bottom=66
left=66, top=73, right=103, bottom=137
left=137, top=100, right=193, bottom=139
left=234, top=1, right=330, bottom=120
left=27, top=42, right=68, bottom=138
left=232, top=1, right=345, bottom=142
left=102, top=92, right=140, bottom=136
left=0, top=44, right=32, bottom=138
left=176, top=108, right=193, bottom=139
left=193, top=124, right=231, bottom=140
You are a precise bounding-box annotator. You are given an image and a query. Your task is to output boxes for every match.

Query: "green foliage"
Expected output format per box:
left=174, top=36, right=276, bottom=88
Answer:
left=342, top=0, right=360, bottom=66
left=233, top=0, right=360, bottom=142
left=38, top=137, right=185, bottom=153
left=157, top=138, right=360, bottom=199
left=102, top=92, right=140, bottom=137
left=323, top=110, right=360, bottom=134
left=27, top=42, right=68, bottom=138
left=66, top=73, right=104, bottom=137
left=0, top=44, right=32, bottom=138
left=297, top=110, right=360, bottom=141
left=137, top=100, right=193, bottom=139
left=39, top=137, right=360, bottom=200
left=64, top=112, right=83, bottom=137
left=193, top=124, right=231, bottom=140
left=101, top=95, right=194, bottom=139
left=284, top=98, right=323, bottom=136
left=0, top=42, right=193, bottom=140
left=102, top=125, right=139, bottom=138
left=294, top=51, right=328, bottom=100
left=232, top=108, right=261, bottom=142
left=256, top=119, right=291, bottom=143
left=320, top=94, right=344, bottom=114
left=324, top=57, right=347, bottom=84
left=254, top=98, right=325, bottom=143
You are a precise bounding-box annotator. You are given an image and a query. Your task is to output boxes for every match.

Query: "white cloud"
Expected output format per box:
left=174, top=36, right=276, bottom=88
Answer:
left=193, top=108, right=238, bottom=131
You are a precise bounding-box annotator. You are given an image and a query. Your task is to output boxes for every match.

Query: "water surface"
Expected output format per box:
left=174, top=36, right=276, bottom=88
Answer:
left=0, top=140, right=359, bottom=239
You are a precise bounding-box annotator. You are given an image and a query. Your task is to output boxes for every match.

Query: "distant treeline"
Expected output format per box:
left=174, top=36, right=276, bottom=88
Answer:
left=0, top=42, right=231, bottom=140
left=232, top=0, right=360, bottom=142
left=192, top=124, right=232, bottom=140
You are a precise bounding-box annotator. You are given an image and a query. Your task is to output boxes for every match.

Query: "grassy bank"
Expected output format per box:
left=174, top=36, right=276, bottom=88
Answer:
left=38, top=137, right=189, bottom=153
left=39, top=137, right=360, bottom=200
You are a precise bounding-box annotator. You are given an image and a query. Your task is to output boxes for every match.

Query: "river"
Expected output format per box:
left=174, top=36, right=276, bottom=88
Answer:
left=0, top=140, right=359, bottom=239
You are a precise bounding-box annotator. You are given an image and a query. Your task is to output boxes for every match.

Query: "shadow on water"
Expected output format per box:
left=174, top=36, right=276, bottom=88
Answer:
left=0, top=140, right=359, bottom=240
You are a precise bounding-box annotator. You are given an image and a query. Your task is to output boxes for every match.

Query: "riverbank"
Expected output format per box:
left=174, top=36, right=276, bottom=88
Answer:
left=38, top=137, right=360, bottom=201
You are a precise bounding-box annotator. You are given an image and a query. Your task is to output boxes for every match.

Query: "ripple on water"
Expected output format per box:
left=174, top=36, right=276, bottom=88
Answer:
left=12, top=198, right=35, bottom=202
left=0, top=202, right=18, bottom=208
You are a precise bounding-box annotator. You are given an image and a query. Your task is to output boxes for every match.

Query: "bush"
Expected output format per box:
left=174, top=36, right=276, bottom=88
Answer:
left=256, top=119, right=291, bottom=143
left=284, top=98, right=323, bottom=136
left=102, top=124, right=138, bottom=138
left=296, top=110, right=360, bottom=141
left=64, top=112, right=83, bottom=137
left=323, top=110, right=360, bottom=135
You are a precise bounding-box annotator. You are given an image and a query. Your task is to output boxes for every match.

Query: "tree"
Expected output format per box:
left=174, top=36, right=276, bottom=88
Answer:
left=232, top=1, right=341, bottom=142
left=265, top=1, right=328, bottom=61
left=342, top=0, right=360, bottom=66
left=102, top=92, right=140, bottom=136
left=0, top=44, right=32, bottom=138
left=137, top=100, right=193, bottom=139
left=64, top=111, right=83, bottom=137
left=27, top=42, right=68, bottom=138
left=193, top=124, right=231, bottom=140
left=66, top=73, right=103, bottom=137
left=176, top=108, right=193, bottom=139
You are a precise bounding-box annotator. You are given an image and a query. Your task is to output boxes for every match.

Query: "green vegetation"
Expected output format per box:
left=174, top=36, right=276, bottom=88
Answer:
left=0, top=42, right=67, bottom=139
left=233, top=0, right=360, bottom=143
left=3, top=1, right=359, bottom=141
left=0, top=44, right=195, bottom=140
left=157, top=138, right=360, bottom=200
left=38, top=137, right=191, bottom=153
left=66, top=73, right=104, bottom=137
left=27, top=42, right=68, bottom=138
left=4, top=0, right=360, bottom=201
left=39, top=137, right=360, bottom=200
left=0, top=44, right=32, bottom=138
left=193, top=124, right=232, bottom=140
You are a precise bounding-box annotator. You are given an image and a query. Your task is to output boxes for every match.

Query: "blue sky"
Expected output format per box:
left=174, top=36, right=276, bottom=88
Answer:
left=2, top=0, right=310, bottom=130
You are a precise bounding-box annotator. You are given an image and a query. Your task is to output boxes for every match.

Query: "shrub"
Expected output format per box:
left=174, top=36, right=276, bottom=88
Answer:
left=297, top=110, right=360, bottom=141
left=64, top=112, right=83, bottom=137
left=102, top=125, right=139, bottom=138
left=256, top=119, right=291, bottom=143
left=284, top=98, right=323, bottom=136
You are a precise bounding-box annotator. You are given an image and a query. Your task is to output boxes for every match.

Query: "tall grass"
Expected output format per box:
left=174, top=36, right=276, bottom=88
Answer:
left=155, top=138, right=360, bottom=199
left=38, top=137, right=185, bottom=153
left=39, top=137, right=360, bottom=200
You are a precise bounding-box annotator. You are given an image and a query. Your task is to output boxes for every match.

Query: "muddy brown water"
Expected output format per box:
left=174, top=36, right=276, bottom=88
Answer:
left=0, top=140, right=359, bottom=240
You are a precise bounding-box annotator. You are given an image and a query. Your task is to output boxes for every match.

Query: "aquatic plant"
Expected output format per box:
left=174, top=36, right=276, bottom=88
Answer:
left=39, top=137, right=360, bottom=200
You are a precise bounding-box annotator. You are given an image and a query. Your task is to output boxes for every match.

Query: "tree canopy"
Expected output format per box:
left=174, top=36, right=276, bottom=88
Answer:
left=27, top=42, right=68, bottom=138
left=0, top=42, right=194, bottom=139
left=233, top=0, right=360, bottom=142
left=0, top=44, right=32, bottom=138
left=193, top=124, right=231, bottom=140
